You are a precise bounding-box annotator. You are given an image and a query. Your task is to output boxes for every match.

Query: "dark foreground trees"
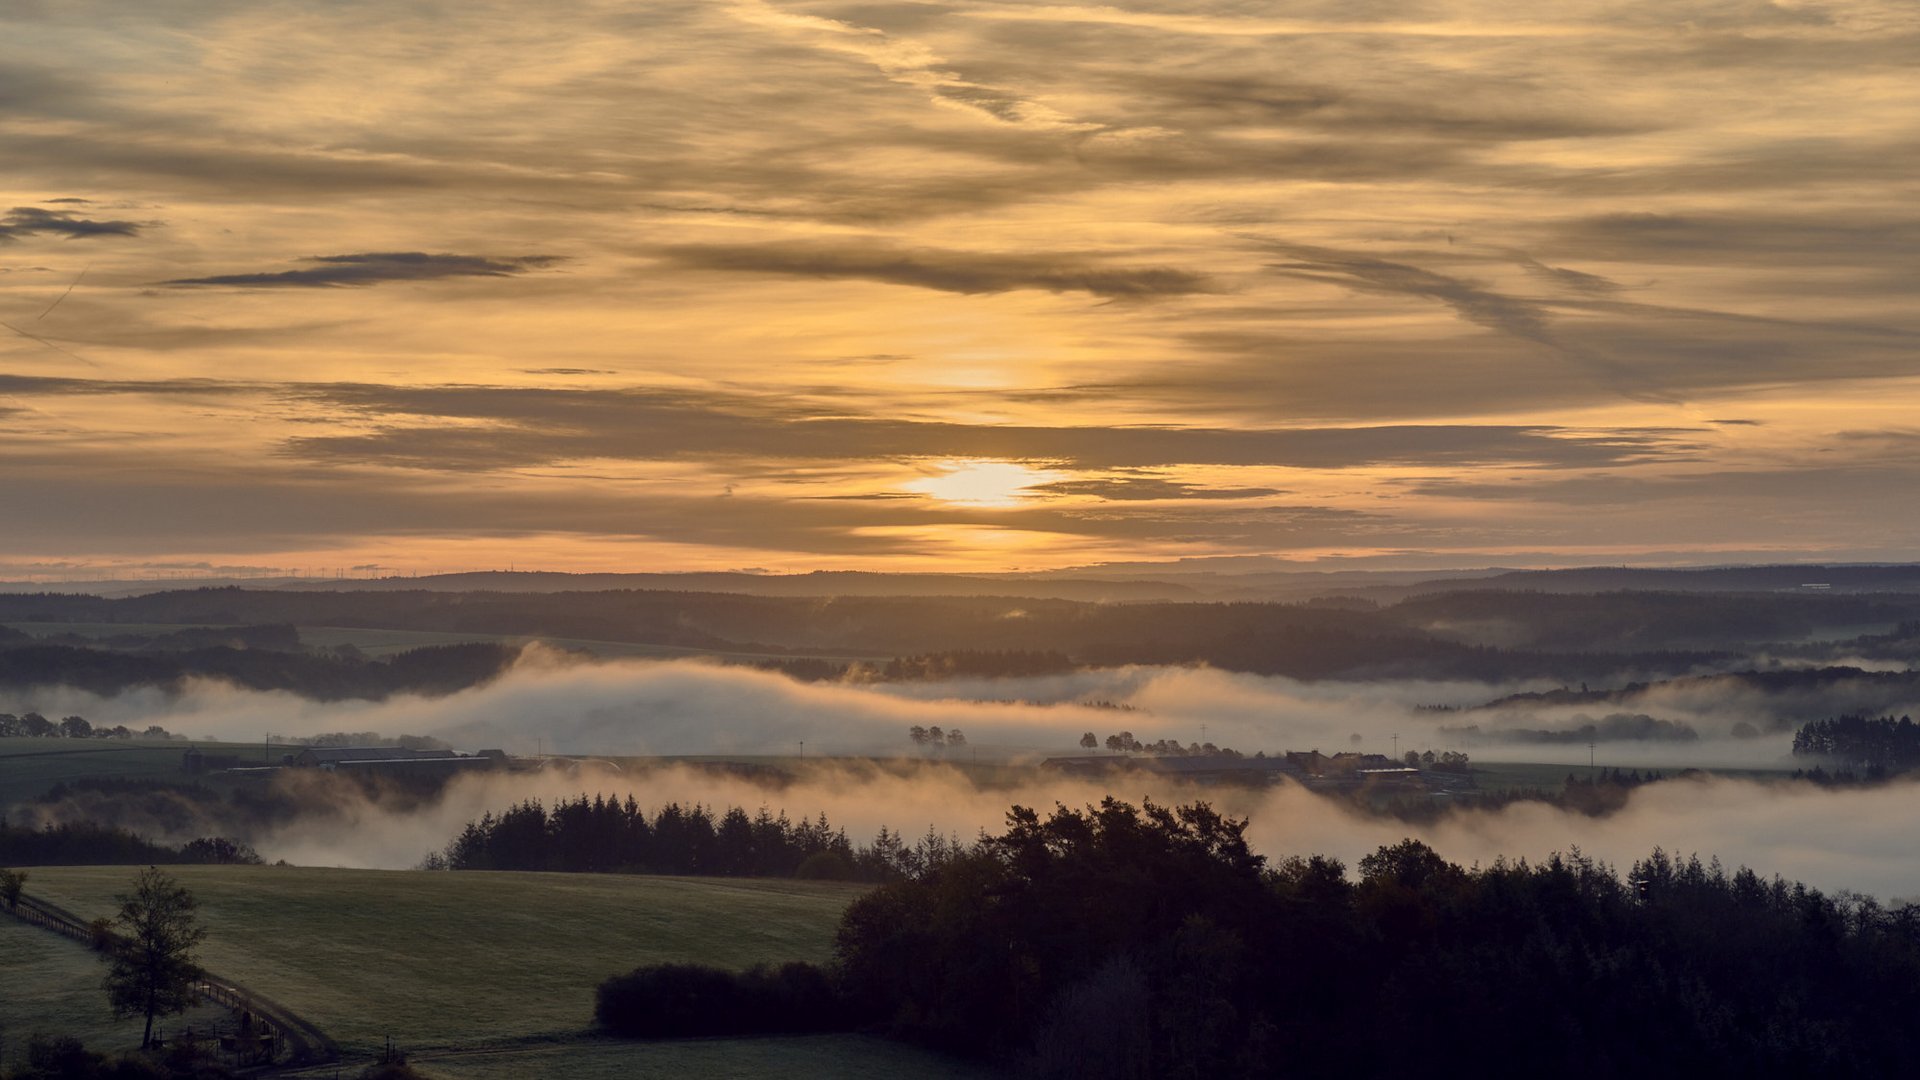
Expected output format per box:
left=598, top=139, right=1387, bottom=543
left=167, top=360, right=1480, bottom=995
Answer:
left=102, top=868, right=206, bottom=1049
left=816, top=799, right=1920, bottom=1079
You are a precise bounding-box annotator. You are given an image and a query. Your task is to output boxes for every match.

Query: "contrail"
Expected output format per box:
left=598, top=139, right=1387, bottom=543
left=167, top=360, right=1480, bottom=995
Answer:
left=0, top=319, right=98, bottom=367
left=37, top=264, right=89, bottom=320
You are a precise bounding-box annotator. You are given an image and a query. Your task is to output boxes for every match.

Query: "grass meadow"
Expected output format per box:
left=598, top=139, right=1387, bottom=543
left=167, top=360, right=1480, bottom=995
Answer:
left=18, top=867, right=863, bottom=1053
left=0, top=917, right=226, bottom=1071
left=7, top=866, right=985, bottom=1078
left=0, top=739, right=267, bottom=809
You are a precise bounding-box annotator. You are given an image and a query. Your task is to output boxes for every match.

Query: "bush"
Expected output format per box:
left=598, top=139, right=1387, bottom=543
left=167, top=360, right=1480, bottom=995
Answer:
left=356, top=1065, right=427, bottom=1080
left=594, top=962, right=852, bottom=1038
left=7, top=1034, right=181, bottom=1079
left=0, top=866, right=25, bottom=908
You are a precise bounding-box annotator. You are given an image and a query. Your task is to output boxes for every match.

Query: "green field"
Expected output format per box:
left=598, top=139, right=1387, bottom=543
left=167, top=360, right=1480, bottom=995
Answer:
left=0, top=916, right=226, bottom=1071
left=0, top=739, right=266, bottom=810
left=7, top=867, right=982, bottom=1078
left=17, top=868, right=861, bottom=1053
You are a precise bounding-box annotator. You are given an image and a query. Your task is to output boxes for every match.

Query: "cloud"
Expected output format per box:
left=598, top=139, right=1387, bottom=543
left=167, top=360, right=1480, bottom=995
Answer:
left=1032, top=477, right=1283, bottom=501
left=278, top=382, right=1704, bottom=472
left=164, top=252, right=563, bottom=288
left=0, top=456, right=1392, bottom=556
left=1513, top=253, right=1625, bottom=294
left=0, top=205, right=144, bottom=241
left=651, top=241, right=1213, bottom=299
left=1256, top=239, right=1670, bottom=401
left=0, top=373, right=256, bottom=398
left=1544, top=211, right=1920, bottom=265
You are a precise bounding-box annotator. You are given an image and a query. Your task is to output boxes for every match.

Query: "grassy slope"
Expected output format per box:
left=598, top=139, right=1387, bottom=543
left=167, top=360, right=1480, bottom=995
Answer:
left=0, top=917, right=226, bottom=1071
left=19, top=868, right=864, bottom=1053
left=0, top=739, right=264, bottom=810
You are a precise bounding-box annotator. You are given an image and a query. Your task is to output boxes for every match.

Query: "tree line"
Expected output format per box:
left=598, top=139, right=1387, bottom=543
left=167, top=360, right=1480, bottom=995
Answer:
left=0, top=586, right=1764, bottom=685
left=429, top=796, right=961, bottom=882
left=0, top=713, right=184, bottom=741
left=0, top=817, right=261, bottom=867
left=1792, top=713, right=1920, bottom=774
left=0, top=641, right=519, bottom=702
left=592, top=798, right=1920, bottom=1078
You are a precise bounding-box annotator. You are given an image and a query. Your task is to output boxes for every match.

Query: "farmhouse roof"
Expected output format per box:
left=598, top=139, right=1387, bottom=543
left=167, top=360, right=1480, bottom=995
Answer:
left=295, top=746, right=459, bottom=763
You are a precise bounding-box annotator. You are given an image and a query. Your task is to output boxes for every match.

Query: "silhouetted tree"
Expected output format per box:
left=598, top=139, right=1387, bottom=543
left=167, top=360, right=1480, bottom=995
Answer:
left=103, top=867, right=206, bottom=1048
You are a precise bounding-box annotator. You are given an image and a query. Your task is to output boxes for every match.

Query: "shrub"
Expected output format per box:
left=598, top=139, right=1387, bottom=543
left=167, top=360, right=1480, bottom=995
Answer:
left=594, top=962, right=852, bottom=1038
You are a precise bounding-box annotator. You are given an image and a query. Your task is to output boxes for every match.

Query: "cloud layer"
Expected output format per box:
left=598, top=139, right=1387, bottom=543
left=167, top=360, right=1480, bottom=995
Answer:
left=1, top=0, right=1917, bottom=571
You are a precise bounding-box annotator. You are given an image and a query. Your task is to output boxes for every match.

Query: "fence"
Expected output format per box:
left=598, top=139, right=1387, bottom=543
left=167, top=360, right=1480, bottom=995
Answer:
left=2, top=892, right=339, bottom=1071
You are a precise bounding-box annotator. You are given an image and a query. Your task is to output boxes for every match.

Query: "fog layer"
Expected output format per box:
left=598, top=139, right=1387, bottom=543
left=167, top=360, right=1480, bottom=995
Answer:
left=12, top=655, right=1919, bottom=897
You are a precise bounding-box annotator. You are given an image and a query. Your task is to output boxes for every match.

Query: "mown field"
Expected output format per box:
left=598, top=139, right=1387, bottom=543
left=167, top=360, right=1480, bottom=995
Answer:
left=0, top=916, right=227, bottom=1071
left=11, top=866, right=976, bottom=1077
left=0, top=738, right=264, bottom=809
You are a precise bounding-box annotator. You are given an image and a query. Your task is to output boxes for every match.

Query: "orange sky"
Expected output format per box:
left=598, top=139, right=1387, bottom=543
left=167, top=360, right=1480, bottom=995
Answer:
left=3, top=1, right=1918, bottom=576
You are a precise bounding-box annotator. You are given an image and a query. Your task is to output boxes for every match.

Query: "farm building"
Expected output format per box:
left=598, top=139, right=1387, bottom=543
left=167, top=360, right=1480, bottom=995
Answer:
left=288, top=746, right=497, bottom=776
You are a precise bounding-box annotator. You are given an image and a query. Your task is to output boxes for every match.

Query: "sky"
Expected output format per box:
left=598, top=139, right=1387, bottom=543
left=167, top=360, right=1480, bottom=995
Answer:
left=3, top=0, right=1918, bottom=577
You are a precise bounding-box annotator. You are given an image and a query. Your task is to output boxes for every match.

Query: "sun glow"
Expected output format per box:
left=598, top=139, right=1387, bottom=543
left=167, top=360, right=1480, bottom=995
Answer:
left=904, top=459, right=1061, bottom=508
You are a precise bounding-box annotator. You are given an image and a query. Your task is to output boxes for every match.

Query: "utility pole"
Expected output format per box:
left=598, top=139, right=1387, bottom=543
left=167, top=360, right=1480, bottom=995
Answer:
left=1392, top=733, right=1400, bottom=759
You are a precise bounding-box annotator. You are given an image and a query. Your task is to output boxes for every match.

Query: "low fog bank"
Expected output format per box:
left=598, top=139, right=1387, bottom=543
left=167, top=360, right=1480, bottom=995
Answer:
left=17, top=653, right=1920, bottom=894
left=2, top=652, right=1823, bottom=768
left=22, top=759, right=1917, bottom=902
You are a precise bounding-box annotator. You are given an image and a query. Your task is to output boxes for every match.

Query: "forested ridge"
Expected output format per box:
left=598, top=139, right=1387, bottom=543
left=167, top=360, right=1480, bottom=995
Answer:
left=596, top=799, right=1920, bottom=1079
left=0, top=641, right=519, bottom=701
left=0, top=587, right=1774, bottom=689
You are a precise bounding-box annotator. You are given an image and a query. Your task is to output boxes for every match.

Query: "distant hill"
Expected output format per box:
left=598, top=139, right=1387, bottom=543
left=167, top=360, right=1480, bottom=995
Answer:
left=1413, top=564, right=1920, bottom=596
left=8, top=562, right=1920, bottom=604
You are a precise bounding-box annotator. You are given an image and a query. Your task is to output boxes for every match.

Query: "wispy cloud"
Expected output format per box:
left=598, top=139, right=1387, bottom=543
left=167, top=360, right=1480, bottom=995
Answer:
left=652, top=240, right=1213, bottom=299
left=275, top=382, right=1705, bottom=473
left=165, top=252, right=562, bottom=288
left=1033, top=477, right=1283, bottom=501
left=0, top=205, right=144, bottom=241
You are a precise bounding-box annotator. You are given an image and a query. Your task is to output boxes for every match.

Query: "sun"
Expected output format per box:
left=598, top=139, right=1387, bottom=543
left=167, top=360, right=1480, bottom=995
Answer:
left=904, top=459, right=1061, bottom=508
